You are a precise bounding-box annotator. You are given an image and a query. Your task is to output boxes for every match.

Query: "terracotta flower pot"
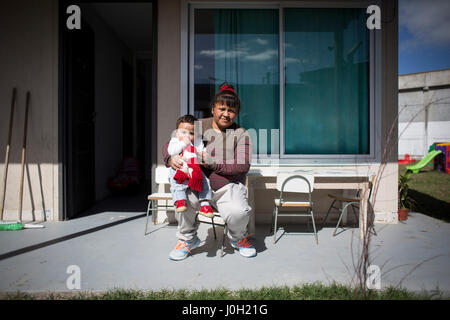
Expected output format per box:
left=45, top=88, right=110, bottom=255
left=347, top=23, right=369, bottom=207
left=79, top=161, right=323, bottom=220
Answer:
left=398, top=208, right=408, bottom=221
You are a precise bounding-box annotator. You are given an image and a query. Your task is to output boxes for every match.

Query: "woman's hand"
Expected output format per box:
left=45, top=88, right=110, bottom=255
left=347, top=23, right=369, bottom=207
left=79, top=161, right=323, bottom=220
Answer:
left=198, top=151, right=215, bottom=167
left=169, top=155, right=187, bottom=170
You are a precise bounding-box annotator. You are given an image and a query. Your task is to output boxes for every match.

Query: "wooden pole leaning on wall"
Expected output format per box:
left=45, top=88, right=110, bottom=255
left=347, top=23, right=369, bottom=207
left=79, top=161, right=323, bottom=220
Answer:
left=0, top=88, right=17, bottom=221
left=18, top=91, right=30, bottom=223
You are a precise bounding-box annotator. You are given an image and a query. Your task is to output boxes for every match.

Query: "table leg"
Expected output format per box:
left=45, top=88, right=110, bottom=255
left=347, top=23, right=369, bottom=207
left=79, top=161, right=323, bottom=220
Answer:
left=359, top=182, right=369, bottom=240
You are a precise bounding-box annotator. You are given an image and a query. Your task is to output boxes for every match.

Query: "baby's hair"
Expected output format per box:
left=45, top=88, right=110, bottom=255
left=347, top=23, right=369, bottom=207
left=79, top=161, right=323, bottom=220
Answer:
left=176, top=114, right=198, bottom=129
left=211, top=82, right=240, bottom=113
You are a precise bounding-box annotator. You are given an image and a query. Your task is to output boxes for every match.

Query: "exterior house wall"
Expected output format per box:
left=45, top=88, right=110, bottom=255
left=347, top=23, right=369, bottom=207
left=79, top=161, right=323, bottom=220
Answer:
left=0, top=0, right=399, bottom=223
left=375, top=0, right=398, bottom=222
left=0, top=1, right=136, bottom=221
left=0, top=0, right=59, bottom=221
left=157, top=0, right=182, bottom=170
left=398, top=69, right=450, bottom=159
left=156, top=0, right=399, bottom=224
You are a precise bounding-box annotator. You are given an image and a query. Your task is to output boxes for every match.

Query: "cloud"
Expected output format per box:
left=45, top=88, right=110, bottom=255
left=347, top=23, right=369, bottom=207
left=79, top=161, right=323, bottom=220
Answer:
left=255, top=38, right=268, bottom=45
left=200, top=47, right=279, bottom=62
left=199, top=49, right=247, bottom=59
left=285, top=57, right=301, bottom=64
left=244, top=49, right=278, bottom=61
left=400, top=0, right=450, bottom=50
left=199, top=49, right=223, bottom=57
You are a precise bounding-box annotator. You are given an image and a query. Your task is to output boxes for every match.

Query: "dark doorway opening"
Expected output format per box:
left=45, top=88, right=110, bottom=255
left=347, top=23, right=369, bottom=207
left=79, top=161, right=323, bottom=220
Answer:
left=59, top=1, right=157, bottom=220
left=63, top=17, right=96, bottom=220
left=122, top=60, right=134, bottom=159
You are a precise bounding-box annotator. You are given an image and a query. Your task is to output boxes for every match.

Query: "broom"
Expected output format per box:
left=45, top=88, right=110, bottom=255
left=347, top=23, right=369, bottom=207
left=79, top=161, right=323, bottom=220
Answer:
left=17, top=91, right=30, bottom=223
left=0, top=90, right=44, bottom=231
left=0, top=88, right=16, bottom=221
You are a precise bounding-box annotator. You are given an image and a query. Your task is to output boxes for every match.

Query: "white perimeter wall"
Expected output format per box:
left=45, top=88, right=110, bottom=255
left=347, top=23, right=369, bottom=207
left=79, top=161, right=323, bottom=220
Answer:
left=399, top=69, right=450, bottom=158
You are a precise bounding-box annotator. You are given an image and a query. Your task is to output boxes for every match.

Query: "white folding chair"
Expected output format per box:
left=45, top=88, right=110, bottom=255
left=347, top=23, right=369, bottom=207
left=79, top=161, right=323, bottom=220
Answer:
left=322, top=175, right=377, bottom=236
left=272, top=173, right=318, bottom=245
left=144, top=167, right=172, bottom=235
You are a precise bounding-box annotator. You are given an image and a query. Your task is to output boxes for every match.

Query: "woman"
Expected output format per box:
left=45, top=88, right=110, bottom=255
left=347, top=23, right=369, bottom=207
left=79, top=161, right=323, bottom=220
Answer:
left=163, top=83, right=255, bottom=261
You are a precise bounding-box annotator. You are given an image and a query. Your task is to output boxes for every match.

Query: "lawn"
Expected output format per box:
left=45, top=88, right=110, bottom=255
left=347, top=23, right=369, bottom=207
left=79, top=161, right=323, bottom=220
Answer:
left=1, top=283, right=445, bottom=300
left=399, top=163, right=450, bottom=222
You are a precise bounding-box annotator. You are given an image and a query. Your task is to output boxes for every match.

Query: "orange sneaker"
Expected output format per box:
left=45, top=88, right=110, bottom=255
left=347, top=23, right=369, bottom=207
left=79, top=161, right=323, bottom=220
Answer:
left=230, top=235, right=256, bottom=258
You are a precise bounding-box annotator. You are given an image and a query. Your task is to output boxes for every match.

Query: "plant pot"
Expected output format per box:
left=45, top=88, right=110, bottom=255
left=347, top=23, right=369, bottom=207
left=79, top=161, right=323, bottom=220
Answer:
left=398, top=208, right=408, bottom=221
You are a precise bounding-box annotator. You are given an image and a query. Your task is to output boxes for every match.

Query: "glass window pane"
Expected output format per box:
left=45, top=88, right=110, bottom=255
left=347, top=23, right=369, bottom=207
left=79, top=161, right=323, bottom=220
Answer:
left=284, top=8, right=370, bottom=154
left=194, top=9, right=279, bottom=155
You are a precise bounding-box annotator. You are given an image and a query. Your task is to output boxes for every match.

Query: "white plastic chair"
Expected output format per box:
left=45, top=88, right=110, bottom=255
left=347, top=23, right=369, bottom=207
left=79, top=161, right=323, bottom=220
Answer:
left=272, top=173, right=318, bottom=245
left=144, top=166, right=172, bottom=235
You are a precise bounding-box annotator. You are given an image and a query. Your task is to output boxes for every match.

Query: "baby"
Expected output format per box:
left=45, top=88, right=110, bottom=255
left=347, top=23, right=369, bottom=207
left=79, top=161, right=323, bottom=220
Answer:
left=168, top=114, right=214, bottom=218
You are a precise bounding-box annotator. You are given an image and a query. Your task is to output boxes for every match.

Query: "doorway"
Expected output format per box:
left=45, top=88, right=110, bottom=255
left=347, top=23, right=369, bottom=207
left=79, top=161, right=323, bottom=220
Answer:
left=59, top=1, right=156, bottom=220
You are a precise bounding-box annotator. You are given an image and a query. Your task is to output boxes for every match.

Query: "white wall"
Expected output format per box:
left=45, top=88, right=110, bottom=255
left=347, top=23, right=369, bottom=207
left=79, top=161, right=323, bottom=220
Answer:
left=0, top=0, right=58, bottom=221
left=399, top=69, right=450, bottom=158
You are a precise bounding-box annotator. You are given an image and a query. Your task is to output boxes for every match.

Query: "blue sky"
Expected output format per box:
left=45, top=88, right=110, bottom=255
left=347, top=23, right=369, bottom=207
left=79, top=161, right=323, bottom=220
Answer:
left=399, top=0, right=450, bottom=74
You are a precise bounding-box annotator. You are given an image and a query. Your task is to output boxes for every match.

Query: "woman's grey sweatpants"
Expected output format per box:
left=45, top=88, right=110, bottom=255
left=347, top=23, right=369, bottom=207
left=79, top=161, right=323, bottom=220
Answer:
left=175, top=182, right=252, bottom=242
left=168, top=167, right=212, bottom=203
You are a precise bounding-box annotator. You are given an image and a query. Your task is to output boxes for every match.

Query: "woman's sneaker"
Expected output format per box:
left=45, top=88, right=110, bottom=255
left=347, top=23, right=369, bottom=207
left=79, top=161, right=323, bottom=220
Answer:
left=175, top=200, right=187, bottom=213
left=230, top=235, right=256, bottom=258
left=169, top=237, right=201, bottom=261
left=199, top=205, right=214, bottom=218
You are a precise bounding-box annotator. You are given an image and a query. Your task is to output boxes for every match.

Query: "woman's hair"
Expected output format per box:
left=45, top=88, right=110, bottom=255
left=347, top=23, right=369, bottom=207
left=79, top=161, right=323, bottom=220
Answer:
left=211, top=82, right=241, bottom=113
left=176, top=114, right=197, bottom=128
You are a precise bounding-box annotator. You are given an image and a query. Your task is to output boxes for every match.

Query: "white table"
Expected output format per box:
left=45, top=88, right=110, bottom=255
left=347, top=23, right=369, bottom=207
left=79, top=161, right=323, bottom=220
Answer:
left=245, top=167, right=374, bottom=239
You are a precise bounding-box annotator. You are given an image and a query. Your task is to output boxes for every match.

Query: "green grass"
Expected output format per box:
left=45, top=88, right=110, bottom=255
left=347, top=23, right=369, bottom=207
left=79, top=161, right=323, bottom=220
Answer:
left=1, top=283, right=446, bottom=300
left=399, top=163, right=450, bottom=222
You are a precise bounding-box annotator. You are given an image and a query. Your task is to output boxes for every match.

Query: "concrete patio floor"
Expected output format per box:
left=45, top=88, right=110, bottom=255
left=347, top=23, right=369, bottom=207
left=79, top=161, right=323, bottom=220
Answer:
left=0, top=198, right=449, bottom=295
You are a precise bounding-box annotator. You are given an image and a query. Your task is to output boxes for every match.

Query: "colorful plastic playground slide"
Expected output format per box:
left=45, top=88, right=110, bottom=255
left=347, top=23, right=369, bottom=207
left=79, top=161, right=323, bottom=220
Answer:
left=406, top=149, right=442, bottom=174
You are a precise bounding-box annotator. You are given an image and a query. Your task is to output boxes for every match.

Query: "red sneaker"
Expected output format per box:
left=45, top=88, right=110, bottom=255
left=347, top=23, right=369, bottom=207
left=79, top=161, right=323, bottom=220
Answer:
left=199, top=205, right=214, bottom=218
left=175, top=200, right=187, bottom=213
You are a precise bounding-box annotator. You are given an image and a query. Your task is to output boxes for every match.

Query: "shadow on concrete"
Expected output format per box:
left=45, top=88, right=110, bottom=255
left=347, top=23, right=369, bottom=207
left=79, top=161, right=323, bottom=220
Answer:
left=76, top=189, right=148, bottom=218
left=409, top=189, right=450, bottom=223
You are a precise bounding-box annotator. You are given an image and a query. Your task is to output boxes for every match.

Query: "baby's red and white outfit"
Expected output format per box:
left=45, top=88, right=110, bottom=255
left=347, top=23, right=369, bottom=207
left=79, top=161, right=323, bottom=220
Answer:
left=167, top=136, right=213, bottom=217
left=172, top=144, right=203, bottom=191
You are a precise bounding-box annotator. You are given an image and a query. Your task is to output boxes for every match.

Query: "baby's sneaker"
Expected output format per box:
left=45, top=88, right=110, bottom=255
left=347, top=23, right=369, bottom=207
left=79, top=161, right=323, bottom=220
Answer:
left=175, top=200, right=187, bottom=213
left=199, top=205, right=214, bottom=218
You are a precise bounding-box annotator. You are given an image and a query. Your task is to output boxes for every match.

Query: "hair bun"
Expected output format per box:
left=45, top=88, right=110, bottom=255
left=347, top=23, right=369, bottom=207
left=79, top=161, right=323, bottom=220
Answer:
left=219, top=82, right=235, bottom=94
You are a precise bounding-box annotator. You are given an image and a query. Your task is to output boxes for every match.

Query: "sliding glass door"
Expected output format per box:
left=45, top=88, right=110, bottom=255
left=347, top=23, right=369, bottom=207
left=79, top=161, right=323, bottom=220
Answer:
left=191, top=5, right=371, bottom=160
left=284, top=8, right=369, bottom=155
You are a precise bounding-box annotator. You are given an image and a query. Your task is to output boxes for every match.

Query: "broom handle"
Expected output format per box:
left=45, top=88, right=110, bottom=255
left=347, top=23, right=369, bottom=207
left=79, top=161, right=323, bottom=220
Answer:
left=0, top=88, right=16, bottom=221
left=18, top=91, right=30, bottom=222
